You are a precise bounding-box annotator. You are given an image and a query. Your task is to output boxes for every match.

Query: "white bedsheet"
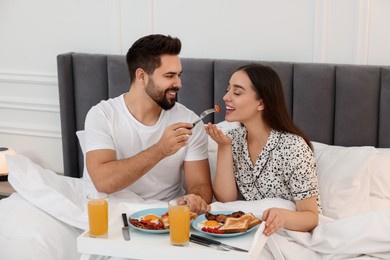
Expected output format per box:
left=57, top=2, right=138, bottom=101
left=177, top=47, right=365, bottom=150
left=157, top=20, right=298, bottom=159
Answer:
left=1, top=155, right=390, bottom=260
left=0, top=193, right=82, bottom=260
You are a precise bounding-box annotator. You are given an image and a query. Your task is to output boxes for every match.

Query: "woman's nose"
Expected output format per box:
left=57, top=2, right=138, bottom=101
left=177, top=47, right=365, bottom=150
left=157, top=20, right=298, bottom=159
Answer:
left=223, top=92, right=230, bottom=102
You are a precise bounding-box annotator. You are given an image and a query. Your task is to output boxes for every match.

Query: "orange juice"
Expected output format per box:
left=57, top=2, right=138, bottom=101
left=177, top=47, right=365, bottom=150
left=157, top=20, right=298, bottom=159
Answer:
left=168, top=200, right=190, bottom=246
left=87, top=193, right=108, bottom=238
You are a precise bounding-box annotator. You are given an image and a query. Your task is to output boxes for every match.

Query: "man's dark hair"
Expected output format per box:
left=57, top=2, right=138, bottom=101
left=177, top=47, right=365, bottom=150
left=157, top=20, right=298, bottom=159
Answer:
left=126, top=34, right=181, bottom=83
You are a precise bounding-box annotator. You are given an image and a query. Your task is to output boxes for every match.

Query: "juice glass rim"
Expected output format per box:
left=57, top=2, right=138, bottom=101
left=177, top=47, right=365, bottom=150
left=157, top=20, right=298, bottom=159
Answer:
left=87, top=192, right=108, bottom=200
left=168, top=197, right=190, bottom=207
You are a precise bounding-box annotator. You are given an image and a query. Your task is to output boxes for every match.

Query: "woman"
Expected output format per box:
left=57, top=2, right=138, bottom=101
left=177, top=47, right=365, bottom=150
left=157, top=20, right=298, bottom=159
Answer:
left=205, top=64, right=321, bottom=236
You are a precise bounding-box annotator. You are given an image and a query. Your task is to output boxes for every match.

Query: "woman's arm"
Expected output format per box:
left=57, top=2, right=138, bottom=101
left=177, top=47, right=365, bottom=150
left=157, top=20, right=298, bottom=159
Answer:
left=262, top=196, right=319, bottom=236
left=205, top=123, right=238, bottom=201
left=213, top=144, right=238, bottom=201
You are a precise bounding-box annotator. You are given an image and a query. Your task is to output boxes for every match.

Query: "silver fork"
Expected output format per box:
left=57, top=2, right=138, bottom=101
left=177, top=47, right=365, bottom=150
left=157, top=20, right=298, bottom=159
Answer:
left=192, top=107, right=218, bottom=126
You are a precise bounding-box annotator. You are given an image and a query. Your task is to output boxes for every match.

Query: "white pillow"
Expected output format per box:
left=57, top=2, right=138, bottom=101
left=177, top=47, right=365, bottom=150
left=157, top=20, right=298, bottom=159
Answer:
left=312, top=142, right=377, bottom=219
left=213, top=120, right=241, bottom=132
left=208, top=136, right=218, bottom=183
left=207, top=121, right=240, bottom=183
left=76, top=130, right=91, bottom=181
left=76, top=130, right=86, bottom=152
left=370, top=148, right=390, bottom=200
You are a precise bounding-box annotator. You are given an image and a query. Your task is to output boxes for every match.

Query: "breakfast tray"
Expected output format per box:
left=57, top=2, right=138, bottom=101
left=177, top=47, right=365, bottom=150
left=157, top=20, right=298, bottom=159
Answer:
left=77, top=222, right=267, bottom=260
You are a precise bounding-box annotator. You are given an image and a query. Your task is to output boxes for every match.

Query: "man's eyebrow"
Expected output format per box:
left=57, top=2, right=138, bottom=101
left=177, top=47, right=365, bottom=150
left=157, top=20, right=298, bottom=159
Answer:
left=164, top=71, right=182, bottom=76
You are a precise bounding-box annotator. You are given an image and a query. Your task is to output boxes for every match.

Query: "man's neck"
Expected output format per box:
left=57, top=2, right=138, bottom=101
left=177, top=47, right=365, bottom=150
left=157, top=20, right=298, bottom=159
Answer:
left=124, top=88, right=162, bottom=126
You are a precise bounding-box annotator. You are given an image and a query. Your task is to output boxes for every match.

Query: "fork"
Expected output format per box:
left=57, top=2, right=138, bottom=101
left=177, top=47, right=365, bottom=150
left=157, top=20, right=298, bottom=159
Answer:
left=192, top=105, right=220, bottom=127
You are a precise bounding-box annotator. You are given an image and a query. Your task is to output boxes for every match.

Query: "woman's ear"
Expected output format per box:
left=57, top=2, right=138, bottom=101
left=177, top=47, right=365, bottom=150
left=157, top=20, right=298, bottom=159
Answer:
left=257, top=99, right=265, bottom=111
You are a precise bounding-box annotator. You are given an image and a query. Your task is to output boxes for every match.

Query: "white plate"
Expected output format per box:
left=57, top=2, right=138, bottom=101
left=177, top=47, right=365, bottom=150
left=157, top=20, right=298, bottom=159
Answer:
left=128, top=208, right=169, bottom=234
left=191, top=210, right=258, bottom=237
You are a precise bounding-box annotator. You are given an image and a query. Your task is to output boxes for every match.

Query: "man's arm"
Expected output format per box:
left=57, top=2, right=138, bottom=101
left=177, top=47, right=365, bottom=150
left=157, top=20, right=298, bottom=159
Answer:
left=86, top=122, right=193, bottom=194
left=86, top=145, right=165, bottom=193
left=182, top=159, right=213, bottom=213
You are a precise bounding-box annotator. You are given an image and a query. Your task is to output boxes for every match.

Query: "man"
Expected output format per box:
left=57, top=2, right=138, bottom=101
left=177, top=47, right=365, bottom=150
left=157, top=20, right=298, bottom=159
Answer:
left=84, top=34, right=212, bottom=213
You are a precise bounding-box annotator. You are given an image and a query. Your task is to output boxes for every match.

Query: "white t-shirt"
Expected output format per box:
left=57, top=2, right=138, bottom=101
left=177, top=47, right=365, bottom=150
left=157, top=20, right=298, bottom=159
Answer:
left=84, top=94, right=209, bottom=201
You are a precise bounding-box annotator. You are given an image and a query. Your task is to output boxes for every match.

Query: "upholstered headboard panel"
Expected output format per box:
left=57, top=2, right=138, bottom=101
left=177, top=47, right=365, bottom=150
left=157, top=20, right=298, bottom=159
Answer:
left=57, top=53, right=390, bottom=178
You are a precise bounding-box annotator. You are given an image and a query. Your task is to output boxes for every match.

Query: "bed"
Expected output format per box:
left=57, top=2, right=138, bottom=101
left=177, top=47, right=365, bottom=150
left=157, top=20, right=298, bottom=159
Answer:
left=0, top=53, right=389, bottom=260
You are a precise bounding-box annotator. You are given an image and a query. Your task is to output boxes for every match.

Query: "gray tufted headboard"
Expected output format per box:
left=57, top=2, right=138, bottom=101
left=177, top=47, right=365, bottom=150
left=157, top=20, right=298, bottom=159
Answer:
left=57, top=53, right=390, bottom=178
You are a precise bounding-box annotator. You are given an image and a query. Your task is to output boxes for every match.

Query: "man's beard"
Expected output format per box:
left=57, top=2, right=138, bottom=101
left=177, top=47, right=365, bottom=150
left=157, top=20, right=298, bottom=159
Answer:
left=145, top=78, right=178, bottom=110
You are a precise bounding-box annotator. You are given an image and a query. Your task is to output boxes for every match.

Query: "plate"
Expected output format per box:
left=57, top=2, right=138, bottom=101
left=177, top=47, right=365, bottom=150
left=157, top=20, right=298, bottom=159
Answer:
left=128, top=207, right=169, bottom=234
left=191, top=210, right=258, bottom=237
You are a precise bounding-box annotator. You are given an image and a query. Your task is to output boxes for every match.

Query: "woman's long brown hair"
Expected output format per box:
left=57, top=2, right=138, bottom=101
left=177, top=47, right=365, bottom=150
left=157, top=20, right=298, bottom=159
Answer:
left=236, top=64, right=313, bottom=149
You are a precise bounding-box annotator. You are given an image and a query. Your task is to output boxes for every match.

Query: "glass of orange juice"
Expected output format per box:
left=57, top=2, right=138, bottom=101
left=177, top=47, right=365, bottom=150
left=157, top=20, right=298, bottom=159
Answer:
left=168, top=198, right=190, bottom=246
left=87, top=192, right=108, bottom=238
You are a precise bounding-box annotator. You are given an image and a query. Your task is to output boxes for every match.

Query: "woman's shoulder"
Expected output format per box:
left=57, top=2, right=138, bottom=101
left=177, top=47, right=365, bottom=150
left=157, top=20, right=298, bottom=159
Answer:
left=278, top=131, right=311, bottom=151
left=280, top=131, right=303, bottom=142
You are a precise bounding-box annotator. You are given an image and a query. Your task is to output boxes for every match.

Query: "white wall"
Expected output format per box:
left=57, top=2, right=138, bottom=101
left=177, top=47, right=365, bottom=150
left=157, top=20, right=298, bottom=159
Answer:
left=1, top=0, right=389, bottom=174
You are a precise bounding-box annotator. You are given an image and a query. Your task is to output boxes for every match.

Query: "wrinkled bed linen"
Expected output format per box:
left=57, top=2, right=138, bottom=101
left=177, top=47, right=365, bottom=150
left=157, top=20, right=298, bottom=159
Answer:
left=2, top=155, right=390, bottom=260
left=0, top=193, right=81, bottom=260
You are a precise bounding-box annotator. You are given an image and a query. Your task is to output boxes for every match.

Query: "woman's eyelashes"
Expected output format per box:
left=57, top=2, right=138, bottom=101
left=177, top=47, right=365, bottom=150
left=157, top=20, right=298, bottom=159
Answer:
left=225, top=87, right=241, bottom=96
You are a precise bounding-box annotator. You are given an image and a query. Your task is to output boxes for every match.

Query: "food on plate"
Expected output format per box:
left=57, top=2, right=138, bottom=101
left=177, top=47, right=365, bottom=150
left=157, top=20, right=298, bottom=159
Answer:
left=200, top=211, right=261, bottom=234
left=190, top=211, right=199, bottom=220
left=197, top=219, right=223, bottom=229
left=205, top=210, right=245, bottom=223
left=129, top=214, right=165, bottom=230
left=203, top=220, right=220, bottom=227
left=219, top=215, right=250, bottom=233
left=214, top=104, right=220, bottom=113
left=161, top=211, right=198, bottom=229
left=129, top=211, right=198, bottom=230
left=160, top=212, right=169, bottom=229
left=142, top=214, right=160, bottom=222
left=244, top=213, right=262, bottom=228
left=219, top=213, right=261, bottom=233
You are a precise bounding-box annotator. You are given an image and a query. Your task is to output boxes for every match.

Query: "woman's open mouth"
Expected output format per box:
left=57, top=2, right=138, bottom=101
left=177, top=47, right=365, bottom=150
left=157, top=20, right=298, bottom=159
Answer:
left=226, top=105, right=235, bottom=114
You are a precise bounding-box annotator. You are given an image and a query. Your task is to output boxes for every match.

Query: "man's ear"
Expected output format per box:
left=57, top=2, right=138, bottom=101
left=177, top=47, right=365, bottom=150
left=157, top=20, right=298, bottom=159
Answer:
left=135, top=68, right=147, bottom=83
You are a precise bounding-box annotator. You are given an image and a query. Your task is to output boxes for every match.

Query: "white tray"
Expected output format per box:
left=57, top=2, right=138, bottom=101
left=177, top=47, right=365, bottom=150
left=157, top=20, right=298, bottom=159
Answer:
left=77, top=221, right=267, bottom=260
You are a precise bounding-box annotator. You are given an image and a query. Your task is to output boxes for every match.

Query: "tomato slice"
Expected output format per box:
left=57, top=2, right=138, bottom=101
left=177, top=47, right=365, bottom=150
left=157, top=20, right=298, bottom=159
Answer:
left=200, top=226, right=225, bottom=234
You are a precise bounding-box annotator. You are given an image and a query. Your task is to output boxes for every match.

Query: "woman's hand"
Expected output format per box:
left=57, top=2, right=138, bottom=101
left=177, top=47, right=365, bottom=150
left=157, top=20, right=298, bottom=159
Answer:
left=262, top=198, right=319, bottom=235
left=204, top=123, right=231, bottom=146
left=262, top=207, right=288, bottom=236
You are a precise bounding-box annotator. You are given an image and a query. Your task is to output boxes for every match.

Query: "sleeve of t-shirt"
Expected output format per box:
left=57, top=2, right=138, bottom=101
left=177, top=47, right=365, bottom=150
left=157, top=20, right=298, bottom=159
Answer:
left=84, top=105, right=115, bottom=153
left=184, top=122, right=208, bottom=161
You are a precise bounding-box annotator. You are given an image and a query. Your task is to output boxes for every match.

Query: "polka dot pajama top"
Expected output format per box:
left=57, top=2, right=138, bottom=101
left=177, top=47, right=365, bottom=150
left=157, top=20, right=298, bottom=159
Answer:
left=226, top=127, right=322, bottom=212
